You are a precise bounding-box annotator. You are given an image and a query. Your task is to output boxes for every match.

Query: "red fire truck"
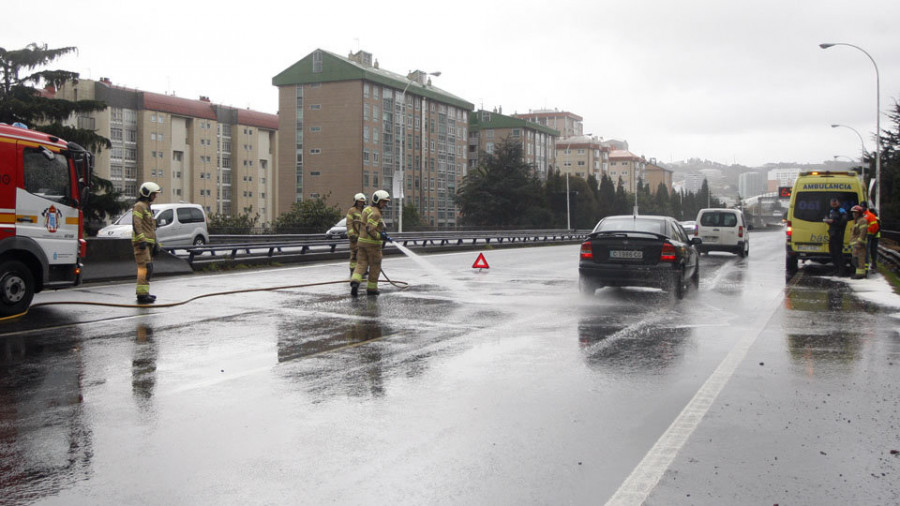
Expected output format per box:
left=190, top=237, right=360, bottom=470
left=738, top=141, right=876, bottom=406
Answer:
left=0, top=123, right=93, bottom=317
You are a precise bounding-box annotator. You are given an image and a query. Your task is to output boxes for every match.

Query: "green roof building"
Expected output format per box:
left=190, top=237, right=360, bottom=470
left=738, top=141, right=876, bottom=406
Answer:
left=273, top=49, right=475, bottom=229
left=468, top=109, right=560, bottom=180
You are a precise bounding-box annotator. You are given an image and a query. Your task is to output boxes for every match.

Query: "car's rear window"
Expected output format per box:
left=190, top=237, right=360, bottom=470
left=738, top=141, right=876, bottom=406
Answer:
left=595, top=217, right=665, bottom=235
left=792, top=191, right=858, bottom=222
left=699, top=211, right=738, bottom=227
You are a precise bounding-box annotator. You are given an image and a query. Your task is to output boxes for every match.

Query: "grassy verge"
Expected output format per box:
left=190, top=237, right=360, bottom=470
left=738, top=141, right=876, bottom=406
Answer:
left=879, top=264, right=900, bottom=296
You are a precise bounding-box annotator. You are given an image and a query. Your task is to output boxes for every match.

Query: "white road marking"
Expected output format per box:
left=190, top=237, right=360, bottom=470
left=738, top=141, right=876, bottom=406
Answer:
left=605, top=293, right=783, bottom=506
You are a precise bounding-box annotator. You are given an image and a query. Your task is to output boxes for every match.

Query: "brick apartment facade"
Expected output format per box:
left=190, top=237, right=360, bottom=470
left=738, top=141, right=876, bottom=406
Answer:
left=273, top=49, right=474, bottom=229
left=54, top=78, right=278, bottom=223
left=468, top=109, right=559, bottom=180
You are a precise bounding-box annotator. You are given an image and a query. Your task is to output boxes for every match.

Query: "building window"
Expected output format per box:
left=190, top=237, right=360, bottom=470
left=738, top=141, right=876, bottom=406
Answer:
left=312, top=50, right=323, bottom=73
left=310, top=104, right=321, bottom=110
left=310, top=148, right=321, bottom=154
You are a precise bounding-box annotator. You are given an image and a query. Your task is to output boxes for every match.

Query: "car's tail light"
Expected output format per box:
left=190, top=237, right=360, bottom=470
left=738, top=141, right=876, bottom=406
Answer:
left=660, top=242, right=677, bottom=262
left=694, top=227, right=698, bottom=236
left=580, top=241, right=594, bottom=260
left=785, top=220, right=792, bottom=237
left=738, top=225, right=744, bottom=238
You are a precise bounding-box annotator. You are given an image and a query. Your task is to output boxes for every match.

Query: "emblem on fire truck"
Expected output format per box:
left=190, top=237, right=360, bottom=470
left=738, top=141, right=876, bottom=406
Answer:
left=42, top=205, right=63, bottom=233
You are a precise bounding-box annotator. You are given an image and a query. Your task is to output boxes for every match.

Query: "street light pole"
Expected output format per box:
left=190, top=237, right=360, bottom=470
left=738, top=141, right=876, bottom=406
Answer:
left=397, top=71, right=440, bottom=233
left=820, top=43, right=881, bottom=211
left=830, top=123, right=867, bottom=179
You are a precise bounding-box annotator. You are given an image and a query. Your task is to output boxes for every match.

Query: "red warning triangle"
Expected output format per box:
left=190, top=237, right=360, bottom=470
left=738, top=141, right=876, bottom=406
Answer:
left=472, top=253, right=490, bottom=269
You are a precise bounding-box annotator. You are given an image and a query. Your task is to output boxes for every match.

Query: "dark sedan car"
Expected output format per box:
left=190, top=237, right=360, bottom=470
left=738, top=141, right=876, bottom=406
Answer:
left=578, top=215, right=702, bottom=299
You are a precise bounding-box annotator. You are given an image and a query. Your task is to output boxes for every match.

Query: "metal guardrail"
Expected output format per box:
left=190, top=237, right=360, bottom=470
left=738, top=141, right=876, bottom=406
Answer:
left=168, top=230, right=586, bottom=270
left=878, top=244, right=900, bottom=273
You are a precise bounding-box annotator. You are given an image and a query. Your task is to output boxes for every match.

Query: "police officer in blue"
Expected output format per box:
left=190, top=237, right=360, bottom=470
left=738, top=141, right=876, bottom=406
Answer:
left=824, top=197, right=848, bottom=276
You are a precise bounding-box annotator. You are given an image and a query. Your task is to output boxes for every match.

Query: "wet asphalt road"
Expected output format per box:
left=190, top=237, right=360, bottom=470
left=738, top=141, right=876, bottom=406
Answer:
left=0, top=230, right=898, bottom=505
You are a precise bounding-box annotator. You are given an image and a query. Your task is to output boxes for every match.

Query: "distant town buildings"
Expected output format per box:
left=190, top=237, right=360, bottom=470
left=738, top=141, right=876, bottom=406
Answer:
left=738, top=171, right=767, bottom=198
left=512, top=109, right=583, bottom=139
left=468, top=109, right=559, bottom=180
left=767, top=168, right=802, bottom=192
left=608, top=149, right=647, bottom=194
left=554, top=135, right=606, bottom=181
left=48, top=47, right=702, bottom=227
left=54, top=78, right=278, bottom=222
left=644, top=159, right=674, bottom=194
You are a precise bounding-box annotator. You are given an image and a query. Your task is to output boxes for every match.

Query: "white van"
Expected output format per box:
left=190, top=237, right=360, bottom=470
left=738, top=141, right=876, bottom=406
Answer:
left=694, top=208, right=749, bottom=257
left=98, top=203, right=210, bottom=247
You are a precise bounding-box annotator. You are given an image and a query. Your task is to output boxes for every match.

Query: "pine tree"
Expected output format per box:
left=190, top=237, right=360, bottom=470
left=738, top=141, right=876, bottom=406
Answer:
left=1, top=43, right=126, bottom=227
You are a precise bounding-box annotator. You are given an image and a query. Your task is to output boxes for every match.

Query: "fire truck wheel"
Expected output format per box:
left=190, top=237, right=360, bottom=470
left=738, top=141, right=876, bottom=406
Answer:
left=0, top=260, right=35, bottom=316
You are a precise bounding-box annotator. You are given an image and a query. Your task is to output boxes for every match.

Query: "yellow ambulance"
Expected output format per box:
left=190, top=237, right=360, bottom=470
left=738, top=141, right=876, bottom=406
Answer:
left=785, top=171, right=867, bottom=273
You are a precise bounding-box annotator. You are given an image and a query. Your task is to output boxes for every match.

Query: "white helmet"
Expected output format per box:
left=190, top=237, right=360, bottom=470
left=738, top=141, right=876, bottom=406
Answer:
left=139, top=181, right=162, bottom=198
left=354, top=192, right=367, bottom=204
left=372, top=190, right=391, bottom=204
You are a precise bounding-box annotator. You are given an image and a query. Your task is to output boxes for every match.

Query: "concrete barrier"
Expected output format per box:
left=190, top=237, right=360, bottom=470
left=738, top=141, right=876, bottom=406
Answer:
left=82, top=238, right=193, bottom=283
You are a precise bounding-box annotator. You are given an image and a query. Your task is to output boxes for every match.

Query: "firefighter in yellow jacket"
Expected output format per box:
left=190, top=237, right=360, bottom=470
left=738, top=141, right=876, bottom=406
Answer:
left=346, top=193, right=367, bottom=277
left=350, top=190, right=392, bottom=296
left=133, top=182, right=161, bottom=303
left=848, top=205, right=868, bottom=280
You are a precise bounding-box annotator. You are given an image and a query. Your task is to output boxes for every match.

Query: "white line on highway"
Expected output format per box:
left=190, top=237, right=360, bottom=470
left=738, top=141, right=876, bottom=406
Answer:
left=604, top=293, right=784, bottom=506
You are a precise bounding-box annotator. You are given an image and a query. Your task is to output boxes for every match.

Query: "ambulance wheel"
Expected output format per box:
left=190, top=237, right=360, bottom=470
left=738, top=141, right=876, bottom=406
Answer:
left=0, top=260, right=35, bottom=317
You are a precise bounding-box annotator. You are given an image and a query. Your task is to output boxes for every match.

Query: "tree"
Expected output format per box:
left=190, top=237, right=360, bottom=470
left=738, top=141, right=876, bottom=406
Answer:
left=455, top=136, right=545, bottom=228
left=875, top=100, right=900, bottom=222
left=82, top=176, right=129, bottom=236
left=614, top=177, right=629, bottom=214
left=401, top=203, right=424, bottom=230
left=1, top=43, right=124, bottom=232
left=0, top=43, right=109, bottom=152
left=272, top=195, right=342, bottom=234
left=653, top=182, right=672, bottom=217
left=208, top=208, right=261, bottom=234
left=597, top=174, right=616, bottom=219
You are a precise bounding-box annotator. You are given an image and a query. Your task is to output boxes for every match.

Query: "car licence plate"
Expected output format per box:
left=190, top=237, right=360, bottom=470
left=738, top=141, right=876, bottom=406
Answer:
left=796, top=244, right=824, bottom=252
left=610, top=250, right=642, bottom=259
left=704, top=236, right=719, bottom=243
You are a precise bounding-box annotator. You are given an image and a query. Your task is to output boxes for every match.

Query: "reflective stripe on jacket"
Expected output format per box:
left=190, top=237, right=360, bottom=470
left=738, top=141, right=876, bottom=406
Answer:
left=132, top=200, right=157, bottom=245
left=346, top=205, right=364, bottom=239
left=357, top=205, right=385, bottom=246
left=849, top=216, right=868, bottom=248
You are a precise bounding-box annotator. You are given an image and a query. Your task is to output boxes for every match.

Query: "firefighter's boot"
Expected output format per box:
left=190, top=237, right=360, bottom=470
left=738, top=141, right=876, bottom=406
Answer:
left=137, top=294, right=157, bottom=304
left=350, top=281, right=359, bottom=297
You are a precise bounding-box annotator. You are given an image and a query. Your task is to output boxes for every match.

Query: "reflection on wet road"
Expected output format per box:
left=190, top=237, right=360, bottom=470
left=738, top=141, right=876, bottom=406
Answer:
left=1, top=230, right=897, bottom=505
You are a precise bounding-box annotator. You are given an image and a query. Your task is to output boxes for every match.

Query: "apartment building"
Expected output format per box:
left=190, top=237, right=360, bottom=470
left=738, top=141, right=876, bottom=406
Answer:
left=468, top=109, right=559, bottom=180
left=608, top=149, right=646, bottom=193
left=738, top=171, right=767, bottom=198
left=556, top=135, right=607, bottom=182
left=512, top=109, right=583, bottom=139
left=643, top=159, right=674, bottom=194
left=54, top=78, right=278, bottom=223
left=272, top=49, right=474, bottom=229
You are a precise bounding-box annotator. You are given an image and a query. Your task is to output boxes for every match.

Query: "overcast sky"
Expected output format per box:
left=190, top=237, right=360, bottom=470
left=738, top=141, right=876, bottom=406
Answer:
left=6, top=0, right=899, bottom=167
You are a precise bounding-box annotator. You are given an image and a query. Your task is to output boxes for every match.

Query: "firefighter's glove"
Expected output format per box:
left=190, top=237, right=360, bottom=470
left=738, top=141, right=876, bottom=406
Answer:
left=381, top=232, right=393, bottom=243
left=138, top=242, right=148, bottom=251
left=151, top=243, right=160, bottom=257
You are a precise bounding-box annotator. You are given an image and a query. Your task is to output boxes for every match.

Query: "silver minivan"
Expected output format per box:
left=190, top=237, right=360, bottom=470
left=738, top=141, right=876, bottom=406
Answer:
left=98, top=203, right=210, bottom=247
left=694, top=208, right=749, bottom=257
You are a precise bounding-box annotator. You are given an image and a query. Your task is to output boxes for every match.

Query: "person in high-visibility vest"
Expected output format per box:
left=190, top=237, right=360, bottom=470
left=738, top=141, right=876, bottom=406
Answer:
left=350, top=190, right=392, bottom=296
left=345, top=193, right=367, bottom=278
left=861, top=202, right=880, bottom=271
left=133, top=182, right=161, bottom=303
left=848, top=205, right=868, bottom=280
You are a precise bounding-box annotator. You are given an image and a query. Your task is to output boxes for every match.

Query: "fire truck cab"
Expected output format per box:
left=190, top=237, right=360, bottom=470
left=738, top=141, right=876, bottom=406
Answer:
left=0, top=123, right=93, bottom=317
